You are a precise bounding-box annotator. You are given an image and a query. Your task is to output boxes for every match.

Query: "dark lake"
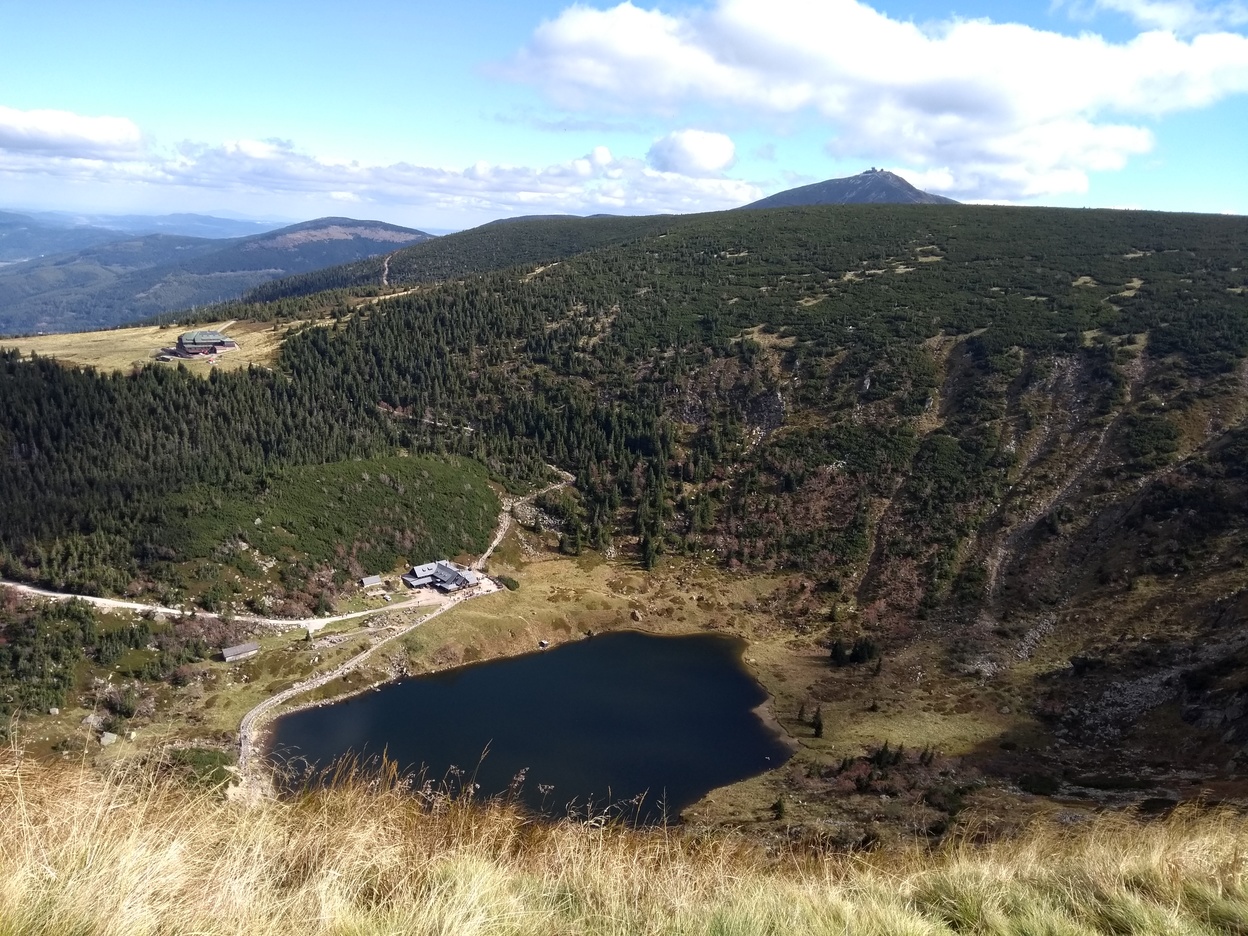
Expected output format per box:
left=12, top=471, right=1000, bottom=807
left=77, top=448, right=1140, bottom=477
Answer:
left=267, top=630, right=792, bottom=823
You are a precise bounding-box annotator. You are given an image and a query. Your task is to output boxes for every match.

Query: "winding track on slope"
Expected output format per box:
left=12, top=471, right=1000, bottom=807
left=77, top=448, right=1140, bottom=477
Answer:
left=0, top=580, right=443, bottom=631
left=234, top=466, right=572, bottom=782
left=234, top=588, right=485, bottom=777
left=2, top=468, right=576, bottom=784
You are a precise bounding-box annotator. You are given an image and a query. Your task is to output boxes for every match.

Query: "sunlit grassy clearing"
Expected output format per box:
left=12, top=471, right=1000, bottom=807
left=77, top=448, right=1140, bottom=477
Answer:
left=0, top=319, right=287, bottom=373
left=3, top=754, right=1247, bottom=935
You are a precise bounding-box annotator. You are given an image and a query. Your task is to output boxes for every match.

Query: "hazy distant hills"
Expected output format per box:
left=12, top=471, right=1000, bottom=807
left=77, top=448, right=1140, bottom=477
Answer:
left=0, top=210, right=285, bottom=265
left=744, top=169, right=958, bottom=209
left=26, top=210, right=283, bottom=240
left=0, top=218, right=432, bottom=335
left=0, top=211, right=128, bottom=264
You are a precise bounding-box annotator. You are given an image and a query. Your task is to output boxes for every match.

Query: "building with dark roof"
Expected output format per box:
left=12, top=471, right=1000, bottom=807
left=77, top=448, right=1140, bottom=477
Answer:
left=401, top=560, right=479, bottom=592
left=401, top=562, right=439, bottom=588
left=177, top=329, right=238, bottom=356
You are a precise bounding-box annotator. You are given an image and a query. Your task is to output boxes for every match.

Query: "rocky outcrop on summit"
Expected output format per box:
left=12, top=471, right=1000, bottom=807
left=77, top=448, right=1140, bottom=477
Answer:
left=743, top=169, right=958, bottom=209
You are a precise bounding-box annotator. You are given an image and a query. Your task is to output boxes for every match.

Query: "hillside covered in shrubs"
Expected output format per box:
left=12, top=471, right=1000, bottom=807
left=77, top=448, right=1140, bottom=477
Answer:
left=2, top=202, right=1248, bottom=795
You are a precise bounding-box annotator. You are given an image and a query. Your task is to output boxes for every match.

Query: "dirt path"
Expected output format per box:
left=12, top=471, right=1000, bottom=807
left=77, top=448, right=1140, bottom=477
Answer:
left=3, top=466, right=577, bottom=788
left=0, top=580, right=443, bottom=633
left=0, top=468, right=574, bottom=626
left=235, top=467, right=576, bottom=784
left=362, top=284, right=423, bottom=308
left=381, top=254, right=391, bottom=287
left=473, top=466, right=575, bottom=571
left=235, top=583, right=498, bottom=779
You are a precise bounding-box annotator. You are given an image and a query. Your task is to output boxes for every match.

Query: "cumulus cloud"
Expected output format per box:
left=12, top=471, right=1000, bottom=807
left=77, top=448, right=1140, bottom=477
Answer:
left=513, top=0, right=1248, bottom=200
left=647, top=129, right=736, bottom=174
left=1080, top=0, right=1248, bottom=33
left=0, top=107, right=760, bottom=218
left=0, top=105, right=142, bottom=159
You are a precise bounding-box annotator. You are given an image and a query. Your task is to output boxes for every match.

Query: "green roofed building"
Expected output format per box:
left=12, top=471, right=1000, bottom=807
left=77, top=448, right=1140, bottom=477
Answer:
left=177, top=329, right=238, bottom=356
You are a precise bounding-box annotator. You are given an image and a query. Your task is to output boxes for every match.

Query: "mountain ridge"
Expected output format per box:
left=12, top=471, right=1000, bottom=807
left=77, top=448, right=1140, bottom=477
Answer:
left=228, top=212, right=675, bottom=306
left=3, top=202, right=1248, bottom=837
left=24, top=210, right=283, bottom=240
left=0, top=217, right=432, bottom=335
left=744, top=168, right=959, bottom=209
left=0, top=211, right=129, bottom=264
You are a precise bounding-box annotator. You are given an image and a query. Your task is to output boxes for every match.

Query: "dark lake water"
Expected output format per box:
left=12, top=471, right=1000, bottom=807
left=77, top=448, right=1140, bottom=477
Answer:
left=267, top=630, right=791, bottom=823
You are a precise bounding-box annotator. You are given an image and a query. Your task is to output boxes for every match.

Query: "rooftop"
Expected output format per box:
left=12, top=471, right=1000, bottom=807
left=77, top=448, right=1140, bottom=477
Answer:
left=222, top=641, right=260, bottom=661
left=179, top=330, right=234, bottom=344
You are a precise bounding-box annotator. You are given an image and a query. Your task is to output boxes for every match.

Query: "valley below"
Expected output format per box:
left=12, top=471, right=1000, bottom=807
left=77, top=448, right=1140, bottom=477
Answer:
left=2, top=201, right=1248, bottom=932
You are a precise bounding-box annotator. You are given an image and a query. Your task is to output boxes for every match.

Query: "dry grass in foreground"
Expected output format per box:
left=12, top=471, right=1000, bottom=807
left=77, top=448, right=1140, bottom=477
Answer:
left=3, top=755, right=1248, bottom=935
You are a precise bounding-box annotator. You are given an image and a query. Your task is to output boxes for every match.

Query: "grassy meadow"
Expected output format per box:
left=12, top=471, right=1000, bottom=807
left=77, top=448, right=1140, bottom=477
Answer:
left=0, top=319, right=289, bottom=373
left=3, top=753, right=1248, bottom=936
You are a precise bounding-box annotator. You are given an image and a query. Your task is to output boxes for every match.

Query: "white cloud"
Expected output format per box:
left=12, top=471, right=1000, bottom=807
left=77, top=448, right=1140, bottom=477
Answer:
left=647, top=129, right=736, bottom=174
left=0, top=105, right=142, bottom=159
left=513, top=0, right=1248, bottom=200
left=1082, top=0, right=1248, bottom=33
left=0, top=109, right=761, bottom=220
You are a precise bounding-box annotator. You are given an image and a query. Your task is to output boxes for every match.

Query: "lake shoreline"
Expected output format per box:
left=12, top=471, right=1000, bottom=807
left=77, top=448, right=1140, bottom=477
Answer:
left=262, top=626, right=796, bottom=821
left=258, top=612, right=796, bottom=758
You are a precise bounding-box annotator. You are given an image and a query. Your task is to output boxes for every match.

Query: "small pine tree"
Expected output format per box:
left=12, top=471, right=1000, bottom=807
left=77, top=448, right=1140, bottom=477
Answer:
left=641, top=535, right=658, bottom=570
left=812, top=706, right=824, bottom=738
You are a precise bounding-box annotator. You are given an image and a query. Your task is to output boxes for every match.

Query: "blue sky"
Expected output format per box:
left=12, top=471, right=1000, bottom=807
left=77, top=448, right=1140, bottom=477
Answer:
left=2, top=0, right=1247, bottom=230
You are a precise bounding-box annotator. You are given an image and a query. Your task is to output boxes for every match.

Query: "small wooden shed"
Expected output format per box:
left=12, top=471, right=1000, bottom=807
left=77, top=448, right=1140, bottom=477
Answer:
left=222, top=642, right=260, bottom=663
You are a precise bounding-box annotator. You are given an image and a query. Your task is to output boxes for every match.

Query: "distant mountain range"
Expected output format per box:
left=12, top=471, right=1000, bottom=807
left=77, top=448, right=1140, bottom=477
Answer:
left=25, top=210, right=284, bottom=240
left=0, top=211, right=128, bottom=264
left=744, top=169, right=958, bottom=209
left=0, top=210, right=286, bottom=264
left=0, top=217, right=432, bottom=335
left=0, top=171, right=956, bottom=333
